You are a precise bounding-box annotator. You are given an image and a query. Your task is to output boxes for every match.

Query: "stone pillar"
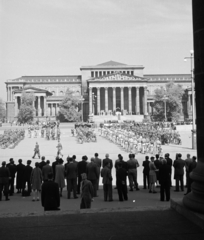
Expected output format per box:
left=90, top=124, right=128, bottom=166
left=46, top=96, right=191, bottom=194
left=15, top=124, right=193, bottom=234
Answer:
left=105, top=87, right=108, bottom=112
left=7, top=87, right=9, bottom=101
left=33, top=98, right=36, bottom=116
left=38, top=96, right=41, bottom=117
left=147, top=102, right=150, bottom=114
left=57, top=104, right=59, bottom=115
left=89, top=87, right=92, bottom=114
left=128, top=87, right=132, bottom=114
left=15, top=97, right=18, bottom=117
left=121, top=87, right=124, bottom=111
left=47, top=104, right=50, bottom=117
left=183, top=0, right=204, bottom=214
left=9, top=87, right=11, bottom=101
left=44, top=97, right=47, bottom=117
left=143, top=87, right=147, bottom=115
left=113, top=87, right=116, bottom=112
left=136, top=87, right=140, bottom=115
left=97, top=87, right=100, bottom=115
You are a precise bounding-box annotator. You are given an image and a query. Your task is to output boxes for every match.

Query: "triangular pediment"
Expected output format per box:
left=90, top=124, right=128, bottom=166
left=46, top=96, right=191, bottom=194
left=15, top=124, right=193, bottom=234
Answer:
left=97, top=61, right=127, bottom=66
left=89, top=72, right=147, bottom=82
left=13, top=86, right=52, bottom=95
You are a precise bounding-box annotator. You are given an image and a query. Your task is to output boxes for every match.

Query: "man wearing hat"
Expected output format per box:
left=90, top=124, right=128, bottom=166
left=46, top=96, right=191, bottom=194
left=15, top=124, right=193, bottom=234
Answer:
left=0, top=161, right=10, bottom=201
left=6, top=158, right=16, bottom=196
left=80, top=173, right=94, bottom=209
left=22, top=160, right=33, bottom=196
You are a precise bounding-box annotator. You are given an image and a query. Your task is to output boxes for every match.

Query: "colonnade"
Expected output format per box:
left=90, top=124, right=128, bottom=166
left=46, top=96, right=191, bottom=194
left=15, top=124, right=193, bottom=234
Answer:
left=14, top=95, right=60, bottom=117
left=89, top=86, right=150, bottom=115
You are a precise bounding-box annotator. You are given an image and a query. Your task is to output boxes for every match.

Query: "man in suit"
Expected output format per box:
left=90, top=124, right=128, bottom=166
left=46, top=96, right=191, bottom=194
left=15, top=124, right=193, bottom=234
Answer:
left=185, top=156, right=197, bottom=195
left=0, top=161, right=10, bottom=201
left=16, top=159, right=25, bottom=194
left=164, top=153, right=173, bottom=186
left=116, top=162, right=128, bottom=201
left=80, top=173, right=94, bottom=209
left=86, top=158, right=98, bottom=197
left=173, top=153, right=185, bottom=191
left=6, top=158, right=16, bottom=196
left=41, top=173, right=60, bottom=211
left=42, top=160, right=53, bottom=182
left=22, top=160, right=33, bottom=196
left=32, top=142, right=40, bottom=159
left=66, top=157, right=78, bottom=199
left=102, top=154, right=113, bottom=171
left=127, top=154, right=140, bottom=191
left=184, top=154, right=192, bottom=188
left=39, top=156, right=46, bottom=170
left=52, top=157, right=59, bottom=180
left=77, top=156, right=88, bottom=194
left=142, top=156, right=150, bottom=189
left=94, top=153, right=101, bottom=190
left=101, top=162, right=113, bottom=201
left=159, top=159, right=171, bottom=201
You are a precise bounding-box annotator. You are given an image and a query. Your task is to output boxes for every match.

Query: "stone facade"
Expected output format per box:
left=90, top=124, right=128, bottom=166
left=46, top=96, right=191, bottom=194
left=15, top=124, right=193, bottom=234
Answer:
left=5, top=61, right=193, bottom=121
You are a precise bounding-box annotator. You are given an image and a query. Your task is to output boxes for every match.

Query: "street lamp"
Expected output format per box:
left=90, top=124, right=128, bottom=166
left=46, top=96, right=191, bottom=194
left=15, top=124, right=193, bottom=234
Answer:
left=79, top=97, right=84, bottom=122
left=184, top=50, right=196, bottom=149
left=162, top=95, right=168, bottom=122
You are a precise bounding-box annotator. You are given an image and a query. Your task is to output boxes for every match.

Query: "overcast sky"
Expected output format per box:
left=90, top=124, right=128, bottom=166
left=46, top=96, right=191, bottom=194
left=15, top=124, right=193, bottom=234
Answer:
left=0, top=0, right=193, bottom=101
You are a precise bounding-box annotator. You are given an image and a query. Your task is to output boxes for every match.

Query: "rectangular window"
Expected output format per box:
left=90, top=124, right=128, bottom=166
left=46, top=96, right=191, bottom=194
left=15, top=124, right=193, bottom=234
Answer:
left=91, top=71, right=94, bottom=77
left=131, top=71, right=134, bottom=75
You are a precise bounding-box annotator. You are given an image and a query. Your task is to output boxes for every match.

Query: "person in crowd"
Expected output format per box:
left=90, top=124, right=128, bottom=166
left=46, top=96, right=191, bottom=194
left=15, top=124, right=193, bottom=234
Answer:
left=173, top=153, right=185, bottom=192
left=56, top=140, right=63, bottom=158
left=30, top=162, right=43, bottom=201
left=72, top=155, right=78, bottom=164
left=80, top=173, right=94, bottom=209
left=142, top=156, right=150, bottom=189
left=116, top=162, right=128, bottom=201
left=55, top=158, right=65, bottom=197
left=102, top=153, right=113, bottom=171
left=77, top=156, right=88, bottom=194
left=66, top=157, right=78, bottom=199
left=6, top=158, right=16, bottom=196
left=185, top=154, right=192, bottom=188
left=87, top=158, right=98, bottom=197
left=22, top=160, right=33, bottom=196
left=94, top=153, right=101, bottom=190
left=0, top=161, right=10, bottom=201
left=149, top=156, right=158, bottom=193
left=32, top=142, right=40, bottom=159
left=52, top=157, right=59, bottom=180
left=115, top=154, right=125, bottom=189
left=164, top=153, right=173, bottom=186
left=42, top=160, right=53, bottom=182
left=154, top=154, right=161, bottom=187
left=101, top=162, right=113, bottom=201
left=127, top=154, right=140, bottom=191
left=41, top=173, right=60, bottom=211
left=159, top=159, right=171, bottom=201
left=16, top=159, right=25, bottom=194
left=39, top=156, right=46, bottom=170
left=185, top=156, right=197, bottom=195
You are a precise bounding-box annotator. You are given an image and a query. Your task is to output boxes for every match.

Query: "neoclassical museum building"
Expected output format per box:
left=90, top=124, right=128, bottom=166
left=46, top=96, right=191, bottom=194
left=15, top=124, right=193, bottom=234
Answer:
left=5, top=61, right=193, bottom=122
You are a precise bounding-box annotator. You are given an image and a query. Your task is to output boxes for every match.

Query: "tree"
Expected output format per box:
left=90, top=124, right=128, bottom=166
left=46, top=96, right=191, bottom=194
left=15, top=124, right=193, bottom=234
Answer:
left=152, top=81, right=184, bottom=121
left=0, top=98, right=6, bottom=121
left=58, top=89, right=82, bottom=122
left=17, top=91, right=35, bottom=123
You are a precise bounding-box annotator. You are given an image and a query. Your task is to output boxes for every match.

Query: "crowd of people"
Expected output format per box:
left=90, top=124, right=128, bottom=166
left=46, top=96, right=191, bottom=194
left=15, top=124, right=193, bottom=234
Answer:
left=0, top=152, right=197, bottom=211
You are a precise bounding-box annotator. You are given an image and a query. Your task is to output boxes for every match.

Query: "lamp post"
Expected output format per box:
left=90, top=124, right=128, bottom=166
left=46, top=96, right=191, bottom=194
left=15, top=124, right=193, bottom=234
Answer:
left=79, top=97, right=84, bottom=122
left=162, top=95, right=168, bottom=122
left=184, top=50, right=196, bottom=149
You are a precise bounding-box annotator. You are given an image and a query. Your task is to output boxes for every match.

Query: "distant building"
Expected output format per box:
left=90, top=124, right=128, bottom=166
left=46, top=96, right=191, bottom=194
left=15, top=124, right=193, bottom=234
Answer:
left=5, top=61, right=193, bottom=122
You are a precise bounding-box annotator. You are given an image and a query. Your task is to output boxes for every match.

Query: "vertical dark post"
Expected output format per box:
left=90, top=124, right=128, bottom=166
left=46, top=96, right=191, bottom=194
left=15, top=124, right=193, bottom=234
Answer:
left=183, top=0, right=204, bottom=213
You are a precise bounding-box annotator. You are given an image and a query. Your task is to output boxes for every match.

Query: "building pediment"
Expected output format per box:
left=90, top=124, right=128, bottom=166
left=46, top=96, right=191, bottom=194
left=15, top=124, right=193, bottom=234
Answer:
left=88, top=72, right=147, bottom=82
left=14, top=86, right=52, bottom=95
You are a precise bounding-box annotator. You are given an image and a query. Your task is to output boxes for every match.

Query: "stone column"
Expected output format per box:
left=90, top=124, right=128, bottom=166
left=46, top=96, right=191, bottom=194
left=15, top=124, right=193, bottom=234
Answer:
left=147, top=102, right=150, bottom=114
left=136, top=87, right=140, bottom=115
left=188, top=92, right=191, bottom=112
left=7, top=87, right=9, bottom=101
left=183, top=0, right=204, bottom=214
left=89, top=87, right=92, bottom=114
left=113, top=87, right=116, bottom=112
left=128, top=87, right=132, bottom=114
left=121, top=87, right=124, bottom=111
left=105, top=87, right=108, bottom=112
left=47, top=104, right=50, bottom=117
left=9, top=87, right=11, bottom=101
left=143, top=87, right=147, bottom=115
left=15, top=97, right=18, bottom=117
left=38, top=96, right=41, bottom=117
left=44, top=97, right=47, bottom=117
left=33, top=98, right=36, bottom=116
left=97, top=87, right=100, bottom=115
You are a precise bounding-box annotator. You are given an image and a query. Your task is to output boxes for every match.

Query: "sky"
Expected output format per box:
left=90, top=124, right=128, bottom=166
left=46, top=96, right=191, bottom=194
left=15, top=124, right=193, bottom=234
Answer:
left=0, top=0, right=193, bottom=101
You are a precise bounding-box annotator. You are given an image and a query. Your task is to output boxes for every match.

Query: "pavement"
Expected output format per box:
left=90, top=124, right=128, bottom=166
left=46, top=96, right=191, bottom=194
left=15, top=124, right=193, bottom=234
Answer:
left=0, top=123, right=203, bottom=240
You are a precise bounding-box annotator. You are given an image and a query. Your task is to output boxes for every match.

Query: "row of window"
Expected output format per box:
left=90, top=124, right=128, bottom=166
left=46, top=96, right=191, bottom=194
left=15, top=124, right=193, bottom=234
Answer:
left=91, top=70, right=134, bottom=78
